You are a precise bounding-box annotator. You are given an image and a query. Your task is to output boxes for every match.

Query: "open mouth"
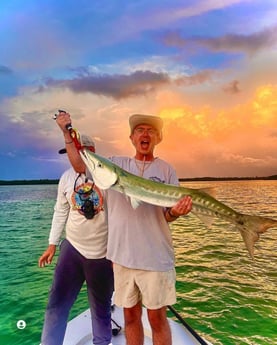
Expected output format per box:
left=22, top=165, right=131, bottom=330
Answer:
left=141, top=140, right=150, bottom=150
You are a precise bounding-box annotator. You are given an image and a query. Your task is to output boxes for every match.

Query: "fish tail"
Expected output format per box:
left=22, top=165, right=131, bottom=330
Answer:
left=237, top=214, right=277, bottom=259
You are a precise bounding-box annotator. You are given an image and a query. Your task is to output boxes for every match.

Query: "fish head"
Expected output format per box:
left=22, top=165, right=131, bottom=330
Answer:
left=80, top=149, right=118, bottom=189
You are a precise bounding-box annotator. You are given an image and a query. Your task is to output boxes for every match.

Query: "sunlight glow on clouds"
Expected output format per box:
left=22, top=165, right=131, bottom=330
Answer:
left=0, top=0, right=276, bottom=179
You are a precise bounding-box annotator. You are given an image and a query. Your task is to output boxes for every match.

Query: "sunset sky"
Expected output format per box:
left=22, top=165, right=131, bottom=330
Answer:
left=0, top=0, right=276, bottom=180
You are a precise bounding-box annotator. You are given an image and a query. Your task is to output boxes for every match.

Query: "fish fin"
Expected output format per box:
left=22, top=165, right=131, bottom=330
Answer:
left=237, top=214, right=277, bottom=259
left=199, top=187, right=216, bottom=198
left=191, top=210, right=215, bottom=228
left=130, top=197, right=142, bottom=209
left=114, top=185, right=142, bottom=209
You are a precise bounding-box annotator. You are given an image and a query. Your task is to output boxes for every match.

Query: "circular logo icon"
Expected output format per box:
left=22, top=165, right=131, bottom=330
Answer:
left=17, top=320, right=26, bottom=329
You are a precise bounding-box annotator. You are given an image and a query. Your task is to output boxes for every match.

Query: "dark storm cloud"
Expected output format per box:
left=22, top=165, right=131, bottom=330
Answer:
left=42, top=69, right=214, bottom=99
left=222, top=80, right=240, bottom=94
left=44, top=70, right=170, bottom=99
left=162, top=25, right=277, bottom=56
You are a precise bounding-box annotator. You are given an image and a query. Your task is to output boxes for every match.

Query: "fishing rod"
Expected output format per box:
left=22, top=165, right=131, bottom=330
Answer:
left=167, top=305, right=209, bottom=345
left=53, top=109, right=83, bottom=150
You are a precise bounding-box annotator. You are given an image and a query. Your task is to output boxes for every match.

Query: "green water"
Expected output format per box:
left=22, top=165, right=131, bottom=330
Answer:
left=0, top=181, right=276, bottom=345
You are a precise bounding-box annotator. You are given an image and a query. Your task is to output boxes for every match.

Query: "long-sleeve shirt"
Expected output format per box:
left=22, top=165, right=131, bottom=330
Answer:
left=48, top=168, right=108, bottom=259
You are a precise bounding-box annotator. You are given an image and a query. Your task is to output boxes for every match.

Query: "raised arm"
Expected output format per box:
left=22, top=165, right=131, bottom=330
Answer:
left=55, top=111, right=86, bottom=173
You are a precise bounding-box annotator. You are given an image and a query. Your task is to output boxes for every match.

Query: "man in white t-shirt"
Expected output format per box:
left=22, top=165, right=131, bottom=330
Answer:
left=56, top=113, right=192, bottom=345
left=38, top=135, right=114, bottom=345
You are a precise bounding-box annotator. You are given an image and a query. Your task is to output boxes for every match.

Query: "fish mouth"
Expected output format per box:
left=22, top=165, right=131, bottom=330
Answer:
left=82, top=150, right=96, bottom=170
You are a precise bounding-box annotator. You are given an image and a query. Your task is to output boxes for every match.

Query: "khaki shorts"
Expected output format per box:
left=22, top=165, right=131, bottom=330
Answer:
left=113, top=263, right=176, bottom=309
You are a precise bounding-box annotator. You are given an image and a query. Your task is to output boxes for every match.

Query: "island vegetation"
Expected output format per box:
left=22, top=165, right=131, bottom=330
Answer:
left=0, top=179, right=59, bottom=185
left=179, top=175, right=277, bottom=182
left=0, top=175, right=276, bottom=185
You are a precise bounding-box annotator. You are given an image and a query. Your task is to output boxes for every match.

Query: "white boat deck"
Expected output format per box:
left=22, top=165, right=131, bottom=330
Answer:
left=63, top=304, right=211, bottom=345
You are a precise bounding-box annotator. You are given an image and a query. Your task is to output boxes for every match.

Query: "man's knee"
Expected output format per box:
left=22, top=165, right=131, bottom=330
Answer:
left=147, top=307, right=168, bottom=330
left=124, top=302, right=142, bottom=324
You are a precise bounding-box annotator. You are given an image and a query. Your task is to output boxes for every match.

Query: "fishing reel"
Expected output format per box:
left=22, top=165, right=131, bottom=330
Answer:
left=81, top=199, right=96, bottom=219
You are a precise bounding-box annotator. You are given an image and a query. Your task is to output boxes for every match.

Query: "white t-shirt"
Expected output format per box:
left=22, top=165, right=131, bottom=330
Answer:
left=106, top=157, right=179, bottom=271
left=48, top=168, right=108, bottom=259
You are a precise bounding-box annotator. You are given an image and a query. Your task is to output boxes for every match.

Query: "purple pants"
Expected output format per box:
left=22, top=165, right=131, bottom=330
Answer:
left=41, top=239, right=114, bottom=345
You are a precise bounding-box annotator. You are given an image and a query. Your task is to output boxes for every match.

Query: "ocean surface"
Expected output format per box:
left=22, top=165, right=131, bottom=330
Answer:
left=0, top=181, right=276, bottom=345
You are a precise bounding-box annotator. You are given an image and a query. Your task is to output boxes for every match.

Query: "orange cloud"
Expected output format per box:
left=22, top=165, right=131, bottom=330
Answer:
left=155, top=84, right=277, bottom=177
left=252, top=85, right=277, bottom=126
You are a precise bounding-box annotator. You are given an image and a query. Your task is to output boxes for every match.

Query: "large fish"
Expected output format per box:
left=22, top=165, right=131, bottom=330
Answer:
left=80, top=149, right=277, bottom=258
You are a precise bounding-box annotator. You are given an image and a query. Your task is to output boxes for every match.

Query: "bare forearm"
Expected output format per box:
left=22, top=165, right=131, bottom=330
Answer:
left=164, top=208, right=179, bottom=222
left=56, top=111, right=86, bottom=173
left=63, top=137, right=86, bottom=173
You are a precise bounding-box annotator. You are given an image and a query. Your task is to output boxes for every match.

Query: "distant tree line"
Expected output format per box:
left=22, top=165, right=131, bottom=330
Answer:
left=0, top=175, right=276, bottom=185
left=179, top=175, right=277, bottom=182
left=0, top=179, right=59, bottom=185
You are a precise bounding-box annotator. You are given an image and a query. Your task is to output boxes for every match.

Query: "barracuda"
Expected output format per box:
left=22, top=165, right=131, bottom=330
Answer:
left=81, top=149, right=277, bottom=258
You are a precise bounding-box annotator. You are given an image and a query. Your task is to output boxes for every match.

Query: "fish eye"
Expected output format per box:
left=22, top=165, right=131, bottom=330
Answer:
left=97, top=162, right=102, bottom=168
